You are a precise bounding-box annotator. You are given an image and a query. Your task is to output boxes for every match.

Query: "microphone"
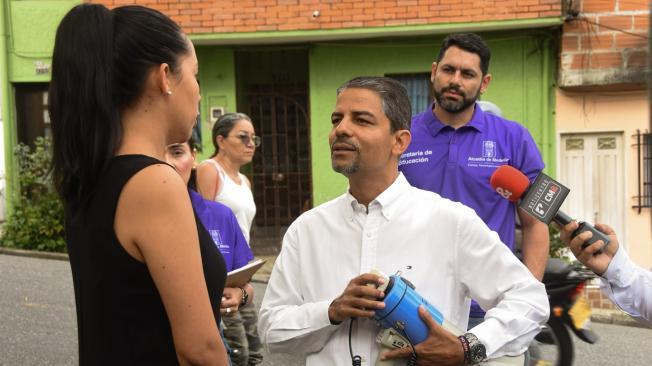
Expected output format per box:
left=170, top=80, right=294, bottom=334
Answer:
left=490, top=165, right=610, bottom=248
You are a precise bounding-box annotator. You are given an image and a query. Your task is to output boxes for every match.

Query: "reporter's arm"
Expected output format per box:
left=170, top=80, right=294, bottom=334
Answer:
left=559, top=221, right=617, bottom=275
left=115, top=164, right=227, bottom=365
left=598, top=237, right=652, bottom=325
left=560, top=222, right=652, bottom=325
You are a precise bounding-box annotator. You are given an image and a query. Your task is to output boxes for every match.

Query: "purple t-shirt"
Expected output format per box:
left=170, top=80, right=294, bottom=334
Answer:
left=399, top=104, right=544, bottom=317
left=190, top=189, right=253, bottom=272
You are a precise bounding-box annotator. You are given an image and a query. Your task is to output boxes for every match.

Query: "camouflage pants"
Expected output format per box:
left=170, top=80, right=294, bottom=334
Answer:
left=222, top=303, right=263, bottom=366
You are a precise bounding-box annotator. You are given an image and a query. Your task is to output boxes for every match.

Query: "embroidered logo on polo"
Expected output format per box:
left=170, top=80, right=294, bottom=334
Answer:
left=399, top=149, right=433, bottom=166
left=482, top=140, right=496, bottom=158
left=209, top=229, right=231, bottom=254
left=467, top=140, right=509, bottom=168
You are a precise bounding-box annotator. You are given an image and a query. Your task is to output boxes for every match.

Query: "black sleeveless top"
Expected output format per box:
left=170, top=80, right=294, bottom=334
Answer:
left=66, top=155, right=227, bottom=365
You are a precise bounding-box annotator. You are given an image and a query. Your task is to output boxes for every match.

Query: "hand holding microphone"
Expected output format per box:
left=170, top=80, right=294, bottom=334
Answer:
left=489, top=165, right=610, bottom=250
left=560, top=221, right=620, bottom=275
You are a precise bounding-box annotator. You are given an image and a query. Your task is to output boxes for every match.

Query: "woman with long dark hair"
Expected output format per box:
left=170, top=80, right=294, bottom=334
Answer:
left=49, top=4, right=228, bottom=365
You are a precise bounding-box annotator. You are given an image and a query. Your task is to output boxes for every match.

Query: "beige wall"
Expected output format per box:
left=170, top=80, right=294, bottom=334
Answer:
left=556, top=89, right=652, bottom=269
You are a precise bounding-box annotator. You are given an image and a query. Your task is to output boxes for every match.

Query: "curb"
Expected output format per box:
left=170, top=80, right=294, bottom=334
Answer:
left=0, top=246, right=273, bottom=284
left=591, top=308, right=651, bottom=329
left=0, top=247, right=69, bottom=261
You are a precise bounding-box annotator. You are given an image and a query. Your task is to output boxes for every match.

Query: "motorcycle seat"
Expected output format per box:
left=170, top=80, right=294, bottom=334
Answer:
left=543, top=258, right=573, bottom=283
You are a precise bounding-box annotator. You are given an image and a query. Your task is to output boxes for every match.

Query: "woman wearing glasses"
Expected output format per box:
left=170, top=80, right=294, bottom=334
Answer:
left=197, top=113, right=263, bottom=366
left=197, top=113, right=259, bottom=243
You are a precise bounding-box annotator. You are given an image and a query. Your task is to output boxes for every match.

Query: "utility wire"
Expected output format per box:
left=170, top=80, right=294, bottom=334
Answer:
left=570, top=15, right=649, bottom=39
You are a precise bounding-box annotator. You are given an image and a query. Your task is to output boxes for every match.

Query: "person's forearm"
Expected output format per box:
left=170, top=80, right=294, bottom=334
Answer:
left=601, top=249, right=652, bottom=325
left=521, top=221, right=549, bottom=281
left=259, top=299, right=339, bottom=354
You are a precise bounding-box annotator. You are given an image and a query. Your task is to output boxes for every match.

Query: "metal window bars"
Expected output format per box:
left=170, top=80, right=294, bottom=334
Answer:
left=633, top=129, right=652, bottom=212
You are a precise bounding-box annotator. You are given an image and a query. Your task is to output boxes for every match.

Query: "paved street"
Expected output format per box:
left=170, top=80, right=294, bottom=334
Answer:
left=1, top=253, right=651, bottom=366
left=0, top=254, right=76, bottom=366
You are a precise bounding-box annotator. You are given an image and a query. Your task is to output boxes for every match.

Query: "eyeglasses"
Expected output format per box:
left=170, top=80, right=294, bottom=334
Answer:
left=230, top=133, right=261, bottom=148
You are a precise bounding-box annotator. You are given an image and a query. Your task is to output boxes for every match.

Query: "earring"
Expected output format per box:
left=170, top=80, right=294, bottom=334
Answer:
left=166, top=90, right=173, bottom=96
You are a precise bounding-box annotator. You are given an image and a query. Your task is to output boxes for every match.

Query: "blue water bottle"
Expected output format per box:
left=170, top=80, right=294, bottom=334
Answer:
left=373, top=275, right=448, bottom=344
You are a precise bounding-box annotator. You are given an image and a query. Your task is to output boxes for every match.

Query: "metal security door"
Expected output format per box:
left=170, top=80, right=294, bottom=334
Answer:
left=246, top=87, right=312, bottom=253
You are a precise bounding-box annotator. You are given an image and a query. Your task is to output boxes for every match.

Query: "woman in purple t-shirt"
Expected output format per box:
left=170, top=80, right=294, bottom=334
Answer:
left=165, top=137, right=255, bottom=364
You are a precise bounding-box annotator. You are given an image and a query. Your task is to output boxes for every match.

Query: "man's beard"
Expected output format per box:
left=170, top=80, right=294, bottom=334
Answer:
left=330, top=138, right=360, bottom=175
left=433, top=84, right=481, bottom=113
left=332, top=159, right=359, bottom=175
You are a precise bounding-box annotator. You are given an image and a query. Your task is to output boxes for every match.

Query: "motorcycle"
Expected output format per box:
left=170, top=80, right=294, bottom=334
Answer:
left=528, top=257, right=599, bottom=366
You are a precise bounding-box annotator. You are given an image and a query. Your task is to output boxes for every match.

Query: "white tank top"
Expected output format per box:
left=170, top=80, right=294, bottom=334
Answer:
left=203, top=159, right=256, bottom=244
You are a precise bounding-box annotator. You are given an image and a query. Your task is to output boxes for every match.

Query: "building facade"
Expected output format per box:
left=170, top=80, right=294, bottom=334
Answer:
left=83, top=0, right=562, bottom=251
left=3, top=0, right=648, bottom=268
left=11, top=1, right=648, bottom=260
left=558, top=0, right=651, bottom=268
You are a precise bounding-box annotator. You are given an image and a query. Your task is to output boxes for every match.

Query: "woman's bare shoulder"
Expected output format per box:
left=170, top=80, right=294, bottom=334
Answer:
left=119, top=163, right=190, bottom=216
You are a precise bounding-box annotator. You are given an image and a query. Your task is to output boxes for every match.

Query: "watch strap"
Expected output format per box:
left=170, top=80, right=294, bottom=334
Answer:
left=462, top=332, right=487, bottom=365
left=239, top=287, right=249, bottom=306
left=457, top=335, right=470, bottom=364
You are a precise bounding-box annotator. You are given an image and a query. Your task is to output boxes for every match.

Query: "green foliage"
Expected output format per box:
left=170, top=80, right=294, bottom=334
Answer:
left=1, top=137, right=66, bottom=252
left=548, top=224, right=569, bottom=260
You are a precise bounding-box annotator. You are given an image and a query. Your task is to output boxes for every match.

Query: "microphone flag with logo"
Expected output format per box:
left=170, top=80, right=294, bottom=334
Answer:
left=489, top=165, right=610, bottom=248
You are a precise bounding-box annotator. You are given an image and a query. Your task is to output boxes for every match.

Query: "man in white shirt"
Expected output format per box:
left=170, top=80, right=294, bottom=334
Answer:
left=258, top=76, right=549, bottom=365
left=559, top=221, right=652, bottom=326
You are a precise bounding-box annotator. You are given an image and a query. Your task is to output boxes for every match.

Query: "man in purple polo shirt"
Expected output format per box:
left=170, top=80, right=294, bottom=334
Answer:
left=399, top=33, right=549, bottom=328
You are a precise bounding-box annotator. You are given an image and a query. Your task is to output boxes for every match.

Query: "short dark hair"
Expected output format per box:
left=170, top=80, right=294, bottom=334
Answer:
left=210, top=113, right=252, bottom=157
left=336, top=77, right=411, bottom=132
left=50, top=4, right=189, bottom=215
left=437, top=33, right=491, bottom=75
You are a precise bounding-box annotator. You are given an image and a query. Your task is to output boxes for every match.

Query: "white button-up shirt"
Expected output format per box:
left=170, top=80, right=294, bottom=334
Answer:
left=601, top=246, right=652, bottom=325
left=259, top=174, right=549, bottom=365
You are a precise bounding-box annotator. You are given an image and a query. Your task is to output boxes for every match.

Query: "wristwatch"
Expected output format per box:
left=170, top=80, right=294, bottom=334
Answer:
left=461, top=332, right=486, bottom=365
left=239, top=287, right=249, bottom=306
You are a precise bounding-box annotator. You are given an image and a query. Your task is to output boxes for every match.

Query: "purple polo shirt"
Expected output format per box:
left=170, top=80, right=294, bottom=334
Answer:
left=399, top=104, right=544, bottom=317
left=190, top=189, right=253, bottom=272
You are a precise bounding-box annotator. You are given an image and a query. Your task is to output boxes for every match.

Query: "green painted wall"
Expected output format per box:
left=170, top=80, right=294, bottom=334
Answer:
left=309, top=31, right=557, bottom=205
left=196, top=46, right=237, bottom=161
left=1, top=0, right=79, bottom=211
left=7, top=0, right=78, bottom=82
left=1, top=2, right=558, bottom=217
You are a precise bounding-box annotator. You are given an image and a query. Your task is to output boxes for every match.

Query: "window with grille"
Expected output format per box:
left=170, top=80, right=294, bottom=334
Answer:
left=386, top=73, right=432, bottom=116
left=633, top=130, right=652, bottom=211
left=15, top=83, right=50, bottom=147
